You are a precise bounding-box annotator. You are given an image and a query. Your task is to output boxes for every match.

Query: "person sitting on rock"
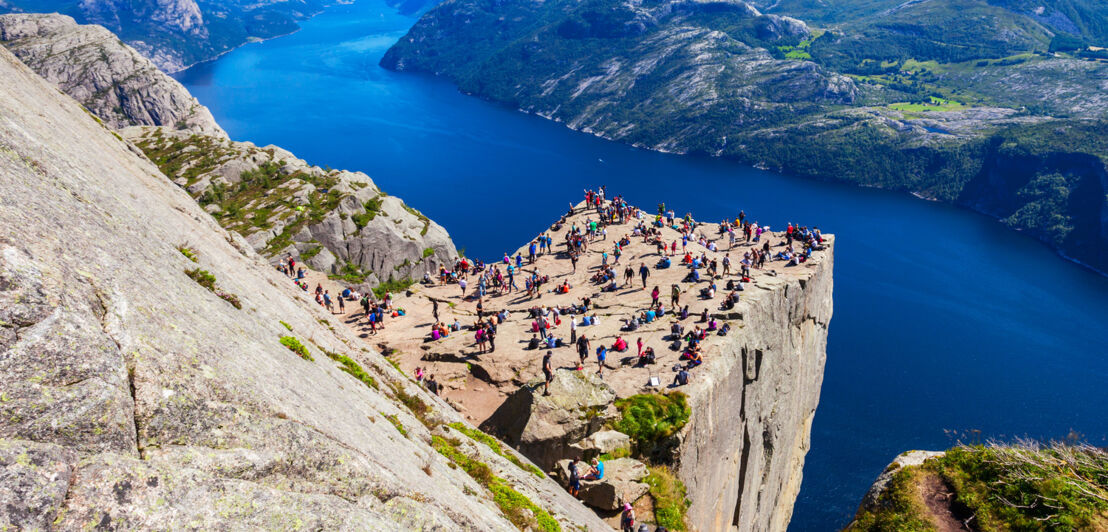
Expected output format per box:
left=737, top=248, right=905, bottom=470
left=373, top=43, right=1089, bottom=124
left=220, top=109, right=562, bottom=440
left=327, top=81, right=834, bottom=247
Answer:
left=686, top=349, right=703, bottom=367
left=673, top=367, right=690, bottom=387
left=718, top=323, right=731, bottom=336
left=528, top=334, right=541, bottom=350
left=639, top=347, right=656, bottom=366
left=581, top=458, right=604, bottom=481
left=670, top=322, right=683, bottom=340
left=612, top=336, right=628, bottom=352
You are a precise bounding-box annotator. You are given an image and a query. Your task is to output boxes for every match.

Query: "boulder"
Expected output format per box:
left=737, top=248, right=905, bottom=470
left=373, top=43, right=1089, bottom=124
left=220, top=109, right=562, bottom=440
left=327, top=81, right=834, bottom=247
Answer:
left=576, top=458, right=650, bottom=511
left=0, top=14, right=226, bottom=137
left=482, top=369, right=617, bottom=469
left=570, top=430, right=631, bottom=458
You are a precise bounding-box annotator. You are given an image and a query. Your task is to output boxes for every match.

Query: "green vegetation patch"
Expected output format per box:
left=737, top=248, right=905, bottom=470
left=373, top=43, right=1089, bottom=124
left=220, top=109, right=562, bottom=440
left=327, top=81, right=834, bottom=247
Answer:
left=597, top=448, right=632, bottom=461
left=385, top=413, right=408, bottom=437
left=448, top=422, right=545, bottom=478
left=328, top=262, right=372, bottom=284
left=352, top=196, right=383, bottom=230
left=373, top=277, right=416, bottom=299
left=888, top=96, right=966, bottom=114
left=184, top=268, right=217, bottom=291
left=612, top=392, right=691, bottom=447
left=178, top=245, right=199, bottom=262
left=422, top=247, right=435, bottom=258
left=847, top=466, right=933, bottom=532
left=279, top=320, right=293, bottom=331
left=322, top=348, right=378, bottom=391
left=431, top=435, right=560, bottom=532
left=850, top=442, right=1108, bottom=531
left=930, top=444, right=1108, bottom=531
left=184, top=267, right=242, bottom=309
left=279, top=336, right=313, bottom=361
left=644, top=465, right=690, bottom=531
left=391, top=382, right=432, bottom=428
left=300, top=246, right=323, bottom=260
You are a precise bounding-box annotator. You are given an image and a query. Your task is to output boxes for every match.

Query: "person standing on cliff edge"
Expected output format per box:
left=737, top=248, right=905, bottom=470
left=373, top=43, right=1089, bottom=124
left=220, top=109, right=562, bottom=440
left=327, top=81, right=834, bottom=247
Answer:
left=542, top=350, right=553, bottom=396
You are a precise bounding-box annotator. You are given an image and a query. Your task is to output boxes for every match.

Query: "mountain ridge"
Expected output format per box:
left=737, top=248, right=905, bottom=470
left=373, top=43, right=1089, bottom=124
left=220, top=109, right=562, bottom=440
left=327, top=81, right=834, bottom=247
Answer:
left=382, top=0, right=1108, bottom=275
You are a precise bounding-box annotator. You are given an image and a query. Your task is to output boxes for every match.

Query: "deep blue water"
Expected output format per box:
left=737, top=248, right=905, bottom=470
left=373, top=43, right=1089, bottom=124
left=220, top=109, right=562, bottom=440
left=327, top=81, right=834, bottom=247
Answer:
left=177, top=1, right=1108, bottom=529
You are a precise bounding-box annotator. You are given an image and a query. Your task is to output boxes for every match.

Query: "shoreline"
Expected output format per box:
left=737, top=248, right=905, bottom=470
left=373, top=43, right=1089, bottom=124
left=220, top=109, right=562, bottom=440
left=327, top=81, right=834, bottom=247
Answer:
left=164, top=0, right=358, bottom=75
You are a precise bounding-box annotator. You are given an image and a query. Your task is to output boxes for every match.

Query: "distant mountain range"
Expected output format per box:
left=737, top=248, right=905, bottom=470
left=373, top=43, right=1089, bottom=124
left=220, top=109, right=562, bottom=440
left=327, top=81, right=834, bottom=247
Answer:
left=382, top=0, right=1108, bottom=274
left=0, top=0, right=351, bottom=71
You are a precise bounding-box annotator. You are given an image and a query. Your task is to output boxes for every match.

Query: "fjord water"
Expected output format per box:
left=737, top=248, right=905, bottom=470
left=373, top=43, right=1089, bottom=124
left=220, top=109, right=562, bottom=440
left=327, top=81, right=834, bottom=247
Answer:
left=177, top=1, right=1108, bottom=528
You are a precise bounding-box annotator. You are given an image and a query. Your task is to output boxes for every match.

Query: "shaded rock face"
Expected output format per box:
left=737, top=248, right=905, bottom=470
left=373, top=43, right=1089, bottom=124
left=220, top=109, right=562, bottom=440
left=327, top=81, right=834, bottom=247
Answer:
left=957, top=145, right=1108, bottom=273
left=674, top=245, right=833, bottom=532
left=0, top=45, right=607, bottom=531
left=124, top=126, right=458, bottom=289
left=0, top=13, right=224, bottom=136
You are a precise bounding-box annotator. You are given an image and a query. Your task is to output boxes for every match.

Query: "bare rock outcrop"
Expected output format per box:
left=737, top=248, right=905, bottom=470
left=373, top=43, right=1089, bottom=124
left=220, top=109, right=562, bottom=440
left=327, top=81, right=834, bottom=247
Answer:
left=484, top=370, right=618, bottom=470
left=0, top=13, right=224, bottom=136
left=0, top=44, right=606, bottom=530
left=124, top=126, right=458, bottom=288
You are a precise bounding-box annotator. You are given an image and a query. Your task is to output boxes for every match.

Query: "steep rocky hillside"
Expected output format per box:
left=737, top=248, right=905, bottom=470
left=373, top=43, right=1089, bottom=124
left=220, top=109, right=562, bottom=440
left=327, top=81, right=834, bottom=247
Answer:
left=124, top=126, right=458, bottom=288
left=382, top=0, right=856, bottom=152
left=0, top=44, right=607, bottom=530
left=0, top=0, right=343, bottom=72
left=0, top=13, right=224, bottom=136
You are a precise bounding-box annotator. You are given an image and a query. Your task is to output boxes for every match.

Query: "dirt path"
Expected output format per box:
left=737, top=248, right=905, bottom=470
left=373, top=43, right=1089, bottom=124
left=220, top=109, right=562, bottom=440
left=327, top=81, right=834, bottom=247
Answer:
left=919, top=472, right=972, bottom=532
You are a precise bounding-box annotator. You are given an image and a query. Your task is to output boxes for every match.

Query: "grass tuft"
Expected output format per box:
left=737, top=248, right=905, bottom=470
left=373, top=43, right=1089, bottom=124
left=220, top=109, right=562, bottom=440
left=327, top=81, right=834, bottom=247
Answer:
left=645, top=465, right=690, bottom=531
left=448, top=422, right=545, bottom=478
left=279, top=336, right=312, bottom=361
left=431, top=435, right=560, bottom=531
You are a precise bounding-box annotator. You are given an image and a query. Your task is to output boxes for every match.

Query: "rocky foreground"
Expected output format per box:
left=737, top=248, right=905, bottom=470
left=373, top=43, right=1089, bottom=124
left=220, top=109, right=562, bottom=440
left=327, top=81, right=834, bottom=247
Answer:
left=0, top=43, right=605, bottom=530
left=1, top=12, right=459, bottom=292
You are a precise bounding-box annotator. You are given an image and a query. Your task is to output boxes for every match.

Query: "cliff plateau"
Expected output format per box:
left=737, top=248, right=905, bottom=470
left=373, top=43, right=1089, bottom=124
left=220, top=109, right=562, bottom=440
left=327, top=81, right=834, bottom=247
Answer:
left=366, top=203, right=834, bottom=531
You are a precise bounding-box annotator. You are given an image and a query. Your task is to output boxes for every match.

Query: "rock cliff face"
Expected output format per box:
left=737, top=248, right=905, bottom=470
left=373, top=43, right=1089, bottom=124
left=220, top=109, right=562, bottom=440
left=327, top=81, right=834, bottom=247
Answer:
left=124, top=126, right=458, bottom=288
left=675, top=238, right=832, bottom=532
left=0, top=13, right=224, bottom=136
left=0, top=44, right=606, bottom=530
